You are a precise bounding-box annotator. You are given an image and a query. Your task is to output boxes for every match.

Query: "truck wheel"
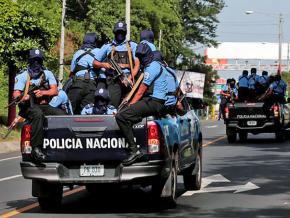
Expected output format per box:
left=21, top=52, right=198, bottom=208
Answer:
left=227, top=128, right=236, bottom=143
left=38, top=185, right=63, bottom=212
left=239, top=132, right=248, bottom=142
left=183, top=148, right=202, bottom=190
left=152, top=151, right=178, bottom=208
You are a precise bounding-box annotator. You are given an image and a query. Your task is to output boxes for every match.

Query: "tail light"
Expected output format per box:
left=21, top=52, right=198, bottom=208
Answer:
left=21, top=124, right=32, bottom=154
left=224, top=106, right=229, bottom=119
left=147, top=121, right=161, bottom=154
left=273, top=104, right=279, bottom=117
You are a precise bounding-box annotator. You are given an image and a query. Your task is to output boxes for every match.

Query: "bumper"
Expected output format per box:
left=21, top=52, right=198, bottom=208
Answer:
left=20, top=160, right=167, bottom=184
left=227, top=122, right=275, bottom=130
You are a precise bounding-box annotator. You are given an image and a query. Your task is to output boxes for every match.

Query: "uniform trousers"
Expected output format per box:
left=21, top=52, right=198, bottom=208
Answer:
left=19, top=104, right=66, bottom=148
left=115, top=97, right=165, bottom=153
left=68, top=79, right=96, bottom=114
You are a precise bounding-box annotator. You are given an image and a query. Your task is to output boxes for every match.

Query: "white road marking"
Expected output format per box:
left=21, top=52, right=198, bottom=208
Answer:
left=204, top=125, right=218, bottom=129
left=182, top=174, right=260, bottom=196
left=0, top=156, right=21, bottom=162
left=0, top=174, right=22, bottom=182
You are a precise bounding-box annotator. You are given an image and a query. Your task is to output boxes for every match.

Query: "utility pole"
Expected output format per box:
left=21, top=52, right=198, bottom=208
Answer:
left=158, top=29, right=162, bottom=50
left=287, top=42, right=290, bottom=72
left=58, top=0, right=66, bottom=85
left=278, top=13, right=283, bottom=74
left=125, top=0, right=130, bottom=40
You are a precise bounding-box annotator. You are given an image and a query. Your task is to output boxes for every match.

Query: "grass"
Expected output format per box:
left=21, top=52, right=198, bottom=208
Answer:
left=0, top=126, right=21, bottom=142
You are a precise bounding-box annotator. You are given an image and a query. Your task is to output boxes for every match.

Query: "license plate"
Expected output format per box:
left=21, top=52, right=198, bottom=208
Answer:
left=247, top=121, right=257, bottom=126
left=80, top=164, right=104, bottom=177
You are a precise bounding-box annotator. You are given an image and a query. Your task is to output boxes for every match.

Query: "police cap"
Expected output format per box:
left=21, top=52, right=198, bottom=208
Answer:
left=29, top=49, right=44, bottom=60
left=113, top=21, right=127, bottom=33
left=140, top=30, right=154, bottom=43
left=95, top=88, right=110, bottom=101
left=262, top=71, right=268, bottom=76
left=83, top=32, right=98, bottom=46
left=250, top=68, right=257, bottom=74
left=242, top=70, right=248, bottom=76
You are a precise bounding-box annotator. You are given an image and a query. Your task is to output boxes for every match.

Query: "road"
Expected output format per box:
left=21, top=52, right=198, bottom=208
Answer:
left=1, top=120, right=290, bottom=217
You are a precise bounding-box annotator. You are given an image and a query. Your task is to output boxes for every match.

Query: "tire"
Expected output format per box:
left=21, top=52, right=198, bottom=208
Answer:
left=239, top=132, right=248, bottom=142
left=38, top=185, right=63, bottom=212
left=152, top=151, right=178, bottom=208
left=227, top=128, right=237, bottom=143
left=183, top=148, right=202, bottom=191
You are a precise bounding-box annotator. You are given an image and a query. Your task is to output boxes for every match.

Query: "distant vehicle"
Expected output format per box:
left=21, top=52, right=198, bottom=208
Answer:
left=224, top=100, right=290, bottom=143
left=20, top=98, right=203, bottom=210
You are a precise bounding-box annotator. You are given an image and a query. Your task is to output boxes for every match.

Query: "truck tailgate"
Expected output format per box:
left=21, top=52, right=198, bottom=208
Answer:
left=229, top=102, right=267, bottom=120
left=42, top=115, right=147, bottom=162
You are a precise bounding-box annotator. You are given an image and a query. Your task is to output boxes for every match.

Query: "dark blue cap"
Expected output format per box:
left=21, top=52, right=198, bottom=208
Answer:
left=242, top=70, right=248, bottom=76
left=140, top=30, right=154, bottom=43
left=95, top=88, right=110, bottom=101
left=113, top=21, right=127, bottom=33
left=251, top=68, right=257, bottom=74
left=81, top=32, right=98, bottom=49
left=135, top=42, right=154, bottom=66
left=29, top=49, right=44, bottom=60
left=262, top=71, right=268, bottom=76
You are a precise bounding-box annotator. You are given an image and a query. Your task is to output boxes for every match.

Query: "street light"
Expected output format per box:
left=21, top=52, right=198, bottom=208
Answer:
left=245, top=10, right=283, bottom=74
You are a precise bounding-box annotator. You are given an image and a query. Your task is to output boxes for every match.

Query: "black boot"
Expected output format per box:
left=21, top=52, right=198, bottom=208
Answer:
left=122, top=150, right=143, bottom=166
left=31, top=147, right=46, bottom=163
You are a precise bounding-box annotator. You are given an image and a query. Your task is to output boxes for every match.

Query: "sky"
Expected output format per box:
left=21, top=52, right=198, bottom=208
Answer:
left=216, top=0, right=290, bottom=43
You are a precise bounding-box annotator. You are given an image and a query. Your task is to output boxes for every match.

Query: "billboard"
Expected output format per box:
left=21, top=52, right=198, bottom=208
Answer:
left=176, top=71, right=205, bottom=99
left=206, top=42, right=289, bottom=60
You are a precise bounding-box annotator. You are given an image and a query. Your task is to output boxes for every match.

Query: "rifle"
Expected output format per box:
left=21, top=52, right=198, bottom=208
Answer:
left=108, top=59, right=133, bottom=89
left=174, top=71, right=186, bottom=107
left=6, top=80, right=47, bottom=108
left=118, top=73, right=144, bottom=112
left=2, top=116, right=25, bottom=139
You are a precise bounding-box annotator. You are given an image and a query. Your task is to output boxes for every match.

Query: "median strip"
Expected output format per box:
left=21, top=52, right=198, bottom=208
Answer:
left=203, top=136, right=226, bottom=147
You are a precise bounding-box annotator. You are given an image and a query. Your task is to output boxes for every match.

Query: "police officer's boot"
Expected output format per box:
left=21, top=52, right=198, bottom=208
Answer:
left=31, top=147, right=46, bottom=163
left=122, top=147, right=143, bottom=166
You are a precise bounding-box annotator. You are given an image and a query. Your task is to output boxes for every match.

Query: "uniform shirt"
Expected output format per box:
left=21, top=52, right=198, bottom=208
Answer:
left=258, top=75, right=269, bottom=87
left=81, top=104, right=117, bottom=115
left=70, top=48, right=100, bottom=80
left=95, top=39, right=137, bottom=76
left=221, top=85, right=238, bottom=96
left=143, top=61, right=167, bottom=100
left=238, top=75, right=249, bottom=88
left=248, top=74, right=260, bottom=89
left=140, top=40, right=156, bottom=51
left=269, top=80, right=287, bottom=96
left=165, top=67, right=178, bottom=106
left=14, top=69, right=57, bottom=91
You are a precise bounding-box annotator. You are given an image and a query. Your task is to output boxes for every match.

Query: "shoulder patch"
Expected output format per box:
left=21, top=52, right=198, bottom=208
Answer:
left=144, top=72, right=150, bottom=80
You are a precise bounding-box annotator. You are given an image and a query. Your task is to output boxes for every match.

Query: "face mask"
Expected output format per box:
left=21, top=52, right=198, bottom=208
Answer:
left=28, top=60, right=43, bottom=79
left=115, top=32, right=126, bottom=43
left=230, top=84, right=235, bottom=88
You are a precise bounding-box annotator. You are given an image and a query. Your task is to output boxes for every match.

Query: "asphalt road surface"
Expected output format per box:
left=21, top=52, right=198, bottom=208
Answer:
left=1, top=120, right=290, bottom=218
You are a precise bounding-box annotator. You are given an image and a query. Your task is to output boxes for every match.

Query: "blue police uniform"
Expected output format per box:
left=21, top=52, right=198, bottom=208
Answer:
left=238, top=75, right=249, bottom=88
left=258, top=75, right=269, bottom=87
left=95, top=39, right=137, bottom=76
left=270, top=80, right=287, bottom=96
left=248, top=74, right=260, bottom=89
left=165, top=67, right=178, bottom=106
left=14, top=70, right=57, bottom=91
left=49, top=89, right=73, bottom=115
left=81, top=104, right=117, bottom=115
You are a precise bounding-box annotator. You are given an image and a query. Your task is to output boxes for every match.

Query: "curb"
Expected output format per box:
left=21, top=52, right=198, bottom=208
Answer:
left=0, top=141, right=20, bottom=154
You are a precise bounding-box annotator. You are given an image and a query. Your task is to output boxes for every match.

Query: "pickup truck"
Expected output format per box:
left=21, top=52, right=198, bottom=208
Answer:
left=20, top=98, right=203, bottom=210
left=224, top=100, right=290, bottom=143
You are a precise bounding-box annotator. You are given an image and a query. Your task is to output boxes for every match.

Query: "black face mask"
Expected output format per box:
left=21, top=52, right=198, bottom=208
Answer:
left=115, top=32, right=126, bottom=44
left=28, top=60, right=44, bottom=79
left=230, top=84, right=235, bottom=88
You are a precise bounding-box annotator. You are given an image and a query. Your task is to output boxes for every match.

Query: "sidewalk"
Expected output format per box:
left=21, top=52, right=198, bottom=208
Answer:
left=0, top=140, right=20, bottom=154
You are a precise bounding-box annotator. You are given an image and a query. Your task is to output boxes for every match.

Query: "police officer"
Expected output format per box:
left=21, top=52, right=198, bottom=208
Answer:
left=13, top=49, right=66, bottom=162
left=81, top=88, right=117, bottom=115
left=115, top=43, right=167, bottom=165
left=140, top=30, right=156, bottom=51
left=49, top=88, right=73, bottom=115
left=269, top=74, right=287, bottom=103
left=257, top=71, right=269, bottom=95
left=238, top=70, right=249, bottom=102
left=153, top=50, right=179, bottom=114
left=93, top=21, right=140, bottom=108
left=67, top=32, right=100, bottom=114
left=248, top=68, right=260, bottom=100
